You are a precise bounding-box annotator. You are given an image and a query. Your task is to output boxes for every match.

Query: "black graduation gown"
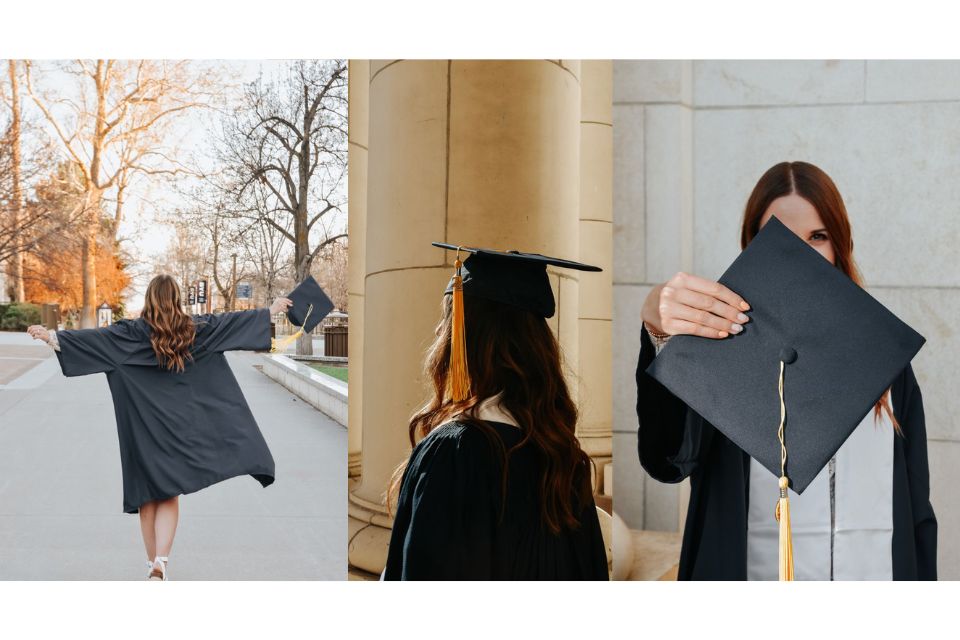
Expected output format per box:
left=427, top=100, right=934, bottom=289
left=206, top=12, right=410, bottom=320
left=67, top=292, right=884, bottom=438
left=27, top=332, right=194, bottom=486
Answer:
left=635, top=327, right=938, bottom=580
left=383, top=420, right=609, bottom=580
left=54, top=309, right=276, bottom=513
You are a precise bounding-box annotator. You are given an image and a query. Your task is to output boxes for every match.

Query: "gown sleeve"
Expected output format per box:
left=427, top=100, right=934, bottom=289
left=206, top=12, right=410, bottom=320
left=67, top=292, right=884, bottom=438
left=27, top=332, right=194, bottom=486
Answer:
left=385, top=424, right=499, bottom=580
left=897, top=364, right=938, bottom=580
left=636, top=325, right=714, bottom=483
left=193, top=308, right=272, bottom=353
left=54, top=322, right=137, bottom=376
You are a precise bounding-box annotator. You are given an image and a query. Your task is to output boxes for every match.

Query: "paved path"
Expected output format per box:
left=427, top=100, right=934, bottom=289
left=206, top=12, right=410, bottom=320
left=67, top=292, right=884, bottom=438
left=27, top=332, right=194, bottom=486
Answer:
left=0, top=331, right=345, bottom=580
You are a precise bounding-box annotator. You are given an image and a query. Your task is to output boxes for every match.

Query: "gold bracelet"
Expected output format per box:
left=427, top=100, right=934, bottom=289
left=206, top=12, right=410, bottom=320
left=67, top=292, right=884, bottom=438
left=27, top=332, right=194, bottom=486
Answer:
left=644, top=322, right=671, bottom=341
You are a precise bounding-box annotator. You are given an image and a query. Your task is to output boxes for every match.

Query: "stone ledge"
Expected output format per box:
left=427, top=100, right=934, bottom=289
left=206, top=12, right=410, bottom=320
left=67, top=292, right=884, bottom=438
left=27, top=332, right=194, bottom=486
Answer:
left=620, top=528, right=682, bottom=581
left=258, top=353, right=347, bottom=427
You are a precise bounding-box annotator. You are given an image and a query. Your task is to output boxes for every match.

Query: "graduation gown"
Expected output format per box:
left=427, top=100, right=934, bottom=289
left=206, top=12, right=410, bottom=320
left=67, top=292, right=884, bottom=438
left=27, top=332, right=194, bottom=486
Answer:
left=635, top=327, right=937, bottom=580
left=384, top=420, right=609, bottom=580
left=54, top=309, right=276, bottom=513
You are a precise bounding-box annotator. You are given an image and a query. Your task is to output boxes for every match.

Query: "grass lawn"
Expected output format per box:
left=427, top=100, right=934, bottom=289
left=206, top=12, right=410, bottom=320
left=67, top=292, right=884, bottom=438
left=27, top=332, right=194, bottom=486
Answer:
left=309, top=363, right=348, bottom=382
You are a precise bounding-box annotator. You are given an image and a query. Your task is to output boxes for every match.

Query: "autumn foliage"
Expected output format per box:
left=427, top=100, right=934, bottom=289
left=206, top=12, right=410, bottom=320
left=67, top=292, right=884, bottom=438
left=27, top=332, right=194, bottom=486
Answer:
left=22, top=238, right=130, bottom=319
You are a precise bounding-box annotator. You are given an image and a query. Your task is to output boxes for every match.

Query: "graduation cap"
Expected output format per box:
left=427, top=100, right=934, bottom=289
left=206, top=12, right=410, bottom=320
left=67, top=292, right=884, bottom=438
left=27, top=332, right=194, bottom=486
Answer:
left=270, top=275, right=335, bottom=353
left=646, top=216, right=925, bottom=580
left=431, top=242, right=601, bottom=401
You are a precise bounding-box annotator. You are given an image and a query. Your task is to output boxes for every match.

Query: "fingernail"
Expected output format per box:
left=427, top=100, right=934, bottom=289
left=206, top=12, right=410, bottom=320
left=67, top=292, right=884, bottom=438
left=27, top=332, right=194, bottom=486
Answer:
left=719, top=331, right=730, bottom=338
left=730, top=323, right=743, bottom=334
left=737, top=313, right=749, bottom=323
left=740, top=301, right=750, bottom=311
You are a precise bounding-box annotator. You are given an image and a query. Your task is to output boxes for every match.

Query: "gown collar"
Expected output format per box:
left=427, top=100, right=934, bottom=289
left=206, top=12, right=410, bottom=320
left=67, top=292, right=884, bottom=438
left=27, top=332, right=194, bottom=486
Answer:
left=457, top=393, right=520, bottom=428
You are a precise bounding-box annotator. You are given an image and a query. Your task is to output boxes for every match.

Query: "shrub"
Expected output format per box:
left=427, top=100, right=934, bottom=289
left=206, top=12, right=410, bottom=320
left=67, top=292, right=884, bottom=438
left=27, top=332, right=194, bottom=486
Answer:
left=0, top=302, right=42, bottom=331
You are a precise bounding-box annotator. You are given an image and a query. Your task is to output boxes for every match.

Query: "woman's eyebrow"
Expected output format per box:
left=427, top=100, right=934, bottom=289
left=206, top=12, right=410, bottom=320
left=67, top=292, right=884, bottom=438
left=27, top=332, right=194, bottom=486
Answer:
left=810, top=227, right=828, bottom=235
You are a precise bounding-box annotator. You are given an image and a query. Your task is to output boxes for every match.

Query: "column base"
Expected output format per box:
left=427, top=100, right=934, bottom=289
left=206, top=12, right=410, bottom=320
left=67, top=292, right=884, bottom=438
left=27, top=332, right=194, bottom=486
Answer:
left=347, top=491, right=393, bottom=576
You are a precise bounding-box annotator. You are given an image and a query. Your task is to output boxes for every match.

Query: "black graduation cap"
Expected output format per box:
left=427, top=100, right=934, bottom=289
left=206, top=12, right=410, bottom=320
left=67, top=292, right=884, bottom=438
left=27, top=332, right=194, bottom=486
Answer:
left=647, top=216, right=925, bottom=495
left=431, top=242, right=602, bottom=318
left=431, top=242, right=601, bottom=403
left=647, top=216, right=925, bottom=579
left=285, top=275, right=335, bottom=333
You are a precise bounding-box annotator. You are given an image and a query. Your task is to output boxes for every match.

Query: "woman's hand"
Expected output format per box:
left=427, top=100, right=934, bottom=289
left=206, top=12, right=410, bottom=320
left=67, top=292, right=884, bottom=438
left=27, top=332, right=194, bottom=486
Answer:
left=26, top=324, right=51, bottom=344
left=269, top=297, right=293, bottom=316
left=641, top=272, right=751, bottom=339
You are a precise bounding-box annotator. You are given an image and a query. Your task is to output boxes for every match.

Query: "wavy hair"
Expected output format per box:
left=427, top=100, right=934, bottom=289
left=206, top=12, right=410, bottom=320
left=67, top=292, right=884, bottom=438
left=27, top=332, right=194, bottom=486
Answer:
left=142, top=275, right=195, bottom=373
left=741, top=161, right=898, bottom=430
left=389, top=293, right=594, bottom=534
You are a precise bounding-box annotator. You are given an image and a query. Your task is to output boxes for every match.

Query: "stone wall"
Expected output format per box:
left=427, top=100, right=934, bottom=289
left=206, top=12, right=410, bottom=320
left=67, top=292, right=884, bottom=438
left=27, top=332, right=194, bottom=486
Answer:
left=613, top=60, right=960, bottom=578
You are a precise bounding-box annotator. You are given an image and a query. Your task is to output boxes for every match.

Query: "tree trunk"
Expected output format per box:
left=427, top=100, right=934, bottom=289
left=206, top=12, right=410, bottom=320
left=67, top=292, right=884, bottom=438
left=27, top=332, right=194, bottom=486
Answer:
left=7, top=60, right=25, bottom=302
left=79, top=190, right=100, bottom=328
left=295, top=84, right=314, bottom=356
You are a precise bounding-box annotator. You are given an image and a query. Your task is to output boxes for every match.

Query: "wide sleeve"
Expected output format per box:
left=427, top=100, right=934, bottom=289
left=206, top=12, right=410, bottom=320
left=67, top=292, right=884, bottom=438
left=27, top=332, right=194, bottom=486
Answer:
left=636, top=325, right=713, bottom=483
left=193, top=308, right=272, bottom=353
left=54, top=323, right=136, bottom=377
left=384, top=425, right=498, bottom=580
left=897, top=364, right=938, bottom=580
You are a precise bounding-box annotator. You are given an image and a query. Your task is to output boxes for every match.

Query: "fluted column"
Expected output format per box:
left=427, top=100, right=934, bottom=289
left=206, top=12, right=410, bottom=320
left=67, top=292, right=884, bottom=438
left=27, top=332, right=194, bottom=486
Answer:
left=577, top=61, right=614, bottom=492
left=347, top=60, right=368, bottom=479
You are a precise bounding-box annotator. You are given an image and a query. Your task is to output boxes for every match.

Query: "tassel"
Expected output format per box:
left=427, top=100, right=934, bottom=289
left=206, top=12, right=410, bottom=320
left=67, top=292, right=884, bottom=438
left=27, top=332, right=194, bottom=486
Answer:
left=271, top=303, right=313, bottom=353
left=774, top=359, right=794, bottom=581
left=776, top=476, right=794, bottom=581
left=448, top=252, right=471, bottom=402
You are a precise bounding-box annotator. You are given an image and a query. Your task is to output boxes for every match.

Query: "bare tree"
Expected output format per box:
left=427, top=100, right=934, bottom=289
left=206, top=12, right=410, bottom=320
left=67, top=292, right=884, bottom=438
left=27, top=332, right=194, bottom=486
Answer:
left=0, top=100, right=75, bottom=270
left=313, top=238, right=348, bottom=312
left=3, top=61, right=25, bottom=301
left=216, top=60, right=347, bottom=353
left=23, top=60, right=216, bottom=327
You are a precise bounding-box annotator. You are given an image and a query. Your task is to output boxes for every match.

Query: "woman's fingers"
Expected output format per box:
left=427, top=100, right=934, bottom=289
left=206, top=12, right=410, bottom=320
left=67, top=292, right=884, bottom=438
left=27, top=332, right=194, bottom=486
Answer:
left=674, top=272, right=750, bottom=312
left=668, top=318, right=730, bottom=339
left=667, top=286, right=749, bottom=327
left=664, top=299, right=742, bottom=336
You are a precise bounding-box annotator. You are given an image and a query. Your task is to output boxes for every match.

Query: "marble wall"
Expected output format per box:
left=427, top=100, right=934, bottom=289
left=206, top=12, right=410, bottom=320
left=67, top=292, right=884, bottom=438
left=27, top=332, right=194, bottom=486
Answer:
left=613, top=60, right=960, bottom=578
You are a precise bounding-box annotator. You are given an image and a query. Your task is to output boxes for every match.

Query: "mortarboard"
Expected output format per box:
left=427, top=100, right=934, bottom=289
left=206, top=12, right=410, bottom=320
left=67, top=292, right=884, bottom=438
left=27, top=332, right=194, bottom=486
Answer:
left=431, top=242, right=601, bottom=401
left=646, top=216, right=925, bottom=579
left=270, top=275, right=335, bottom=353
left=431, top=243, right=601, bottom=318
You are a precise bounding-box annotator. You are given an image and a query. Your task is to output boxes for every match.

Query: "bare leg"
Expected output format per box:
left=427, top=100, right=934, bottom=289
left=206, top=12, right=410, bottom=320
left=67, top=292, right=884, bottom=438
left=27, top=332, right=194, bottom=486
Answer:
left=139, top=501, right=158, bottom=561
left=154, top=496, right=180, bottom=558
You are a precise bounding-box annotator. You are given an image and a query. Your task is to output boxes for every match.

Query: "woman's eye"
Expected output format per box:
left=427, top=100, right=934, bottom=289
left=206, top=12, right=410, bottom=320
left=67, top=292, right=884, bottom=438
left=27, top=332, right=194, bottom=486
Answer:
left=810, top=232, right=828, bottom=242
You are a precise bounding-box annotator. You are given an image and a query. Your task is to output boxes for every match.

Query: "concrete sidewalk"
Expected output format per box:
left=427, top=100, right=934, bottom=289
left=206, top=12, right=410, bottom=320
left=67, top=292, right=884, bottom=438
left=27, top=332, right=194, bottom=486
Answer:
left=0, top=331, right=345, bottom=580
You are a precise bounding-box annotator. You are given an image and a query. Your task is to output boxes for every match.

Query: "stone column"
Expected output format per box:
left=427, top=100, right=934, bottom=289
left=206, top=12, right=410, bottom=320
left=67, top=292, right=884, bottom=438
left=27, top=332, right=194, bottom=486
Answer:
left=348, top=60, right=584, bottom=576
left=577, top=61, right=614, bottom=494
left=347, top=60, right=368, bottom=479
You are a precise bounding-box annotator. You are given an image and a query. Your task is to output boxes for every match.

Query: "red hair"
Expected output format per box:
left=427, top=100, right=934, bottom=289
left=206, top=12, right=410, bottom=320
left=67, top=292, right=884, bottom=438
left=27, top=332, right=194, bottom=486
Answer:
left=740, top=161, right=898, bottom=430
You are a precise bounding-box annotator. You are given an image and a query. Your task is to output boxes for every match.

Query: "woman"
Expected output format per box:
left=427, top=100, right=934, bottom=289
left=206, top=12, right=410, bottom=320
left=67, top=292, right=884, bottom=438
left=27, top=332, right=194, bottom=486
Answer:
left=383, top=245, right=608, bottom=580
left=27, top=274, right=292, bottom=580
left=636, top=161, right=936, bottom=580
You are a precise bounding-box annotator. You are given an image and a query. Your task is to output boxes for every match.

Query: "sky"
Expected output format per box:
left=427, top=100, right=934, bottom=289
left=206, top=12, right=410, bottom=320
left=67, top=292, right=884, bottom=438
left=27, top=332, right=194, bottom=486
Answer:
left=24, top=59, right=348, bottom=310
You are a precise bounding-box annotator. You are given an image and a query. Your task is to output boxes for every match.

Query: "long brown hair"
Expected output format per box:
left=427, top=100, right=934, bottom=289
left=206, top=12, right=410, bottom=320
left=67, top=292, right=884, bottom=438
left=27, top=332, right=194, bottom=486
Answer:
left=142, top=274, right=195, bottom=373
left=389, top=294, right=594, bottom=534
left=740, top=161, right=897, bottom=429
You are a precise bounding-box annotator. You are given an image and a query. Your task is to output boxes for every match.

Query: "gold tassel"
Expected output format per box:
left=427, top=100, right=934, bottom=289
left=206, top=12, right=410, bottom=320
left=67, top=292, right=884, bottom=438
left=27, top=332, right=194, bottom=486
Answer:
left=776, top=476, right=794, bottom=581
left=448, top=251, right=471, bottom=402
left=775, top=360, right=795, bottom=581
left=271, top=303, right=314, bottom=353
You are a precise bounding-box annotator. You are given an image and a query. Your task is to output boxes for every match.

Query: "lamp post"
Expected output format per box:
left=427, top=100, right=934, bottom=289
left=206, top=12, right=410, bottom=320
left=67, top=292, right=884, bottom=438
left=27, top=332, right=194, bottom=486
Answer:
left=230, top=253, right=238, bottom=311
left=97, top=302, right=113, bottom=327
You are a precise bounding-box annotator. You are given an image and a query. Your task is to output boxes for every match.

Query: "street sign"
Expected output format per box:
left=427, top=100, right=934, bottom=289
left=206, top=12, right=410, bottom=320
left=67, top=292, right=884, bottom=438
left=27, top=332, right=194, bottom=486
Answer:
left=236, top=282, right=253, bottom=300
left=197, top=279, right=208, bottom=304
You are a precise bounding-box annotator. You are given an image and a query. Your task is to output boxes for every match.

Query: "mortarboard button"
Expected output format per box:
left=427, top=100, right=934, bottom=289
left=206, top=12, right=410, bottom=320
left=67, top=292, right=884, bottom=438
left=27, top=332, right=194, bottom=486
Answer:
left=779, top=347, right=798, bottom=364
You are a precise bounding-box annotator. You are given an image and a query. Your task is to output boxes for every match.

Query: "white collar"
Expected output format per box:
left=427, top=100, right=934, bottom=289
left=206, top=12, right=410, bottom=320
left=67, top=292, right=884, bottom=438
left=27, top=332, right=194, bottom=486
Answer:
left=458, top=393, right=520, bottom=428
